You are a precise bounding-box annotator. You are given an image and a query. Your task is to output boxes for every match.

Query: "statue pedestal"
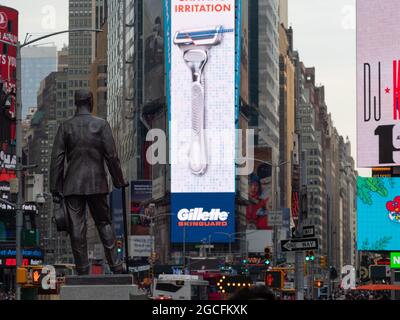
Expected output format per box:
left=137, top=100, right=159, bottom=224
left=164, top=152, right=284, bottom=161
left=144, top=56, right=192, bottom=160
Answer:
left=60, top=275, right=148, bottom=300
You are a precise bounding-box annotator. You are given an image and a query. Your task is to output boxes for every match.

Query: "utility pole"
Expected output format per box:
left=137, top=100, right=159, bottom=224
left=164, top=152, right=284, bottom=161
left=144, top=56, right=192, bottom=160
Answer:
left=295, top=187, right=306, bottom=301
left=149, top=220, right=155, bottom=284
left=15, top=42, right=23, bottom=301
left=272, top=164, right=278, bottom=266
left=183, top=225, right=186, bottom=270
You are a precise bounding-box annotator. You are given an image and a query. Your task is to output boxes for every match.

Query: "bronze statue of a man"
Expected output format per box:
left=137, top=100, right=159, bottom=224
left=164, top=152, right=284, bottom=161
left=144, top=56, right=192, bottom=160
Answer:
left=50, top=90, right=127, bottom=275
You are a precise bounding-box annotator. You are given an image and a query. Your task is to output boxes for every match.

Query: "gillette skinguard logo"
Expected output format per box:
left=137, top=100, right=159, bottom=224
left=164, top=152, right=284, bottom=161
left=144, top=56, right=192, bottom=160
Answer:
left=177, top=208, right=229, bottom=227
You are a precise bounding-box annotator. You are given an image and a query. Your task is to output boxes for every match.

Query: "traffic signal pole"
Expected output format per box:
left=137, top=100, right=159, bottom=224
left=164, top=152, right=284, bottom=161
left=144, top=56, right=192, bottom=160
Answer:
left=294, top=187, right=306, bottom=300
left=295, top=250, right=304, bottom=300
left=15, top=42, right=23, bottom=301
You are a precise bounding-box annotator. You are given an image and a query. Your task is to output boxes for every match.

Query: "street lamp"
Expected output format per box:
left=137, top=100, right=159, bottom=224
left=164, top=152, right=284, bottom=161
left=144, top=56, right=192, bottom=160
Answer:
left=213, top=230, right=258, bottom=262
left=0, top=28, right=102, bottom=300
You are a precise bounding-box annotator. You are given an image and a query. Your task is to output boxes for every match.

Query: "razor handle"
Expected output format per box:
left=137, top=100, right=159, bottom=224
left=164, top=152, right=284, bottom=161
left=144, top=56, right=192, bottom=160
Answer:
left=189, top=81, right=208, bottom=175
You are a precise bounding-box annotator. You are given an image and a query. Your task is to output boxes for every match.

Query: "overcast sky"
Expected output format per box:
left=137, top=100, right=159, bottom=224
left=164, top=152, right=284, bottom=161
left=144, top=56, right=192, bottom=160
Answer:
left=5, top=0, right=365, bottom=174
left=288, top=0, right=368, bottom=175
left=2, top=0, right=68, bottom=48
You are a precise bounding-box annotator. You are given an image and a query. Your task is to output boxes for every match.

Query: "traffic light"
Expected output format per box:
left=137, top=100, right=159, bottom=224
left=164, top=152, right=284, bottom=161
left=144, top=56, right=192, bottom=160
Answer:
left=220, top=264, right=233, bottom=273
left=264, top=247, right=271, bottom=265
left=116, top=240, right=123, bottom=254
left=265, top=270, right=284, bottom=289
left=240, top=267, right=249, bottom=275
left=319, top=255, right=328, bottom=269
left=305, top=251, right=315, bottom=262
left=32, top=269, right=42, bottom=286
left=16, top=266, right=45, bottom=288
left=315, top=280, right=324, bottom=288
left=16, top=267, right=28, bottom=285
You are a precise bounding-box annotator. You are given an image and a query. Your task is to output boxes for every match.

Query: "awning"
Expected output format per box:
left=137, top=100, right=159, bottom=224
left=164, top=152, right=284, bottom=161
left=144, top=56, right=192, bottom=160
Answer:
left=352, top=284, right=400, bottom=291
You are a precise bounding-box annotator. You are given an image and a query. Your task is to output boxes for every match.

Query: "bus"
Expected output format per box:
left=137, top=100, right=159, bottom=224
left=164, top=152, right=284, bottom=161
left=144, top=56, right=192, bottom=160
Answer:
left=152, top=274, right=209, bottom=300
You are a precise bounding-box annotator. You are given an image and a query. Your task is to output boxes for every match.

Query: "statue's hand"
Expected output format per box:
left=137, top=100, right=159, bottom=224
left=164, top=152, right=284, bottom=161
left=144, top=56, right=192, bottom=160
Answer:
left=116, top=181, right=129, bottom=189
left=52, top=192, right=63, bottom=204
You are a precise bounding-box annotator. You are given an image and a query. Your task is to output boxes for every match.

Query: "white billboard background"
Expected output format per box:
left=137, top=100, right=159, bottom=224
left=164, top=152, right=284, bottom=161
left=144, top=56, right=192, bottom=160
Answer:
left=357, top=0, right=400, bottom=167
left=170, top=0, right=236, bottom=193
left=129, top=236, right=152, bottom=257
left=246, top=230, right=273, bottom=253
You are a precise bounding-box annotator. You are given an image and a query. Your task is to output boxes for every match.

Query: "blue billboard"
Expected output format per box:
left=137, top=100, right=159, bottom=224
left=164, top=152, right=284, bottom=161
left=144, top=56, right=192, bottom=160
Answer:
left=357, top=177, right=400, bottom=251
left=171, top=193, right=235, bottom=243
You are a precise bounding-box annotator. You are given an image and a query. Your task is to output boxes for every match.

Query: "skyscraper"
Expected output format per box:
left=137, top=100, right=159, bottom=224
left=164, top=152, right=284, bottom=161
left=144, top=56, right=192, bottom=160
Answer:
left=21, top=46, right=57, bottom=117
left=68, top=0, right=93, bottom=112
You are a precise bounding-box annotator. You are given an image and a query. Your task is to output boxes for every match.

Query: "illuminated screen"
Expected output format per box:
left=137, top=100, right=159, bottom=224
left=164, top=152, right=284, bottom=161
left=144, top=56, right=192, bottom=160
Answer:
left=357, top=177, right=400, bottom=251
left=165, top=0, right=239, bottom=243
left=357, top=0, right=400, bottom=167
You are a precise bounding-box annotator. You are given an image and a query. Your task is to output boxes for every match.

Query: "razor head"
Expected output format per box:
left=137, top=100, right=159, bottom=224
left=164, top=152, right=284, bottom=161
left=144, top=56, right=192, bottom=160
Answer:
left=174, top=26, right=223, bottom=47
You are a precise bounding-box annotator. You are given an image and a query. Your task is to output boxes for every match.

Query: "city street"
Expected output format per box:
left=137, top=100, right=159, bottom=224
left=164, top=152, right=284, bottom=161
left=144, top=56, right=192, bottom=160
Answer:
left=0, top=0, right=399, bottom=306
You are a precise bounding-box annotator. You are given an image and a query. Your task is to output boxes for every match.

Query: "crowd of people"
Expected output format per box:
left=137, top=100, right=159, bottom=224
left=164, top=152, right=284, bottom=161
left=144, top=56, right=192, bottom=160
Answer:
left=344, top=290, right=391, bottom=300
left=329, top=288, right=391, bottom=300
left=0, top=290, right=16, bottom=300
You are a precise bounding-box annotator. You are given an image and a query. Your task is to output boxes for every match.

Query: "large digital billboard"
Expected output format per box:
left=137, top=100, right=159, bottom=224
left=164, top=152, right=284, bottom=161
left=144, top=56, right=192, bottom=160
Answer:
left=357, top=0, right=400, bottom=167
left=165, top=0, right=239, bottom=243
left=357, top=177, right=400, bottom=251
left=0, top=6, right=17, bottom=182
left=246, top=147, right=273, bottom=230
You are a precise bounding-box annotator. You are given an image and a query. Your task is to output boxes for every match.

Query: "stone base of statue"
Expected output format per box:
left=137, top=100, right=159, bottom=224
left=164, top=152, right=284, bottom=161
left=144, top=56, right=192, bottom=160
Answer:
left=60, top=275, right=148, bottom=300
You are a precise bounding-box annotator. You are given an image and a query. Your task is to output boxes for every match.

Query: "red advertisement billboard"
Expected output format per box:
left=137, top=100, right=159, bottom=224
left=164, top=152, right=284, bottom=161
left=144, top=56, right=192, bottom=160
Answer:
left=0, top=6, right=18, bottom=182
left=246, top=147, right=274, bottom=230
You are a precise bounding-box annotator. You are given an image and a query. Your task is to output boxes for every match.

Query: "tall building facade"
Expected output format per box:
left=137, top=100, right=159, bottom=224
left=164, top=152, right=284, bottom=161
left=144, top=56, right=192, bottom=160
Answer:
left=68, top=0, right=93, bottom=111
left=291, top=34, right=358, bottom=281
left=21, top=46, right=57, bottom=117
left=248, top=0, right=280, bottom=207
left=107, top=0, right=135, bottom=181
left=25, top=68, right=73, bottom=264
left=278, top=24, right=295, bottom=211
left=90, top=10, right=108, bottom=120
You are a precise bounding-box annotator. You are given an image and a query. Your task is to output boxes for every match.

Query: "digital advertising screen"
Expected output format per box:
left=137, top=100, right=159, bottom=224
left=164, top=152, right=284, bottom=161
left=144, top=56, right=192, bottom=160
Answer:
left=357, top=0, right=400, bottom=167
left=0, top=6, right=17, bottom=182
left=165, top=0, right=240, bottom=243
left=246, top=147, right=273, bottom=230
left=357, top=177, right=400, bottom=251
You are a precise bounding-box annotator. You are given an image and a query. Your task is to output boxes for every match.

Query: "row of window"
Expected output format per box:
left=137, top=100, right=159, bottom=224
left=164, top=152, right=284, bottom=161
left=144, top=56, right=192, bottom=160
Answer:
left=69, top=47, right=91, bottom=56
left=69, top=80, right=89, bottom=88
left=70, top=1, right=92, bottom=8
left=69, top=38, right=91, bottom=47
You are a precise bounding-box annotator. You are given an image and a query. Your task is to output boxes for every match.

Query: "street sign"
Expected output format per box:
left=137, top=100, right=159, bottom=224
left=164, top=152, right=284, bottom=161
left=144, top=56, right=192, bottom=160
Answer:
left=391, top=252, right=400, bottom=269
left=269, top=210, right=283, bottom=226
left=302, top=226, right=315, bottom=238
left=281, top=238, right=319, bottom=252
left=283, top=282, right=295, bottom=290
left=291, top=225, right=315, bottom=238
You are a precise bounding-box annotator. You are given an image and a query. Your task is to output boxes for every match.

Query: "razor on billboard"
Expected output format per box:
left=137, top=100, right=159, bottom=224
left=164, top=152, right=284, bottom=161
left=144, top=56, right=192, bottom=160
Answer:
left=357, top=177, right=400, bottom=251
left=357, top=0, right=400, bottom=167
left=165, top=0, right=239, bottom=243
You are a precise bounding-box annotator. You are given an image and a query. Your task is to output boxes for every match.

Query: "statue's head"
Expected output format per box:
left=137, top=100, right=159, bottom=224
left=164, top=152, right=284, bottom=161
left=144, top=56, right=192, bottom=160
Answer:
left=74, top=90, right=93, bottom=113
